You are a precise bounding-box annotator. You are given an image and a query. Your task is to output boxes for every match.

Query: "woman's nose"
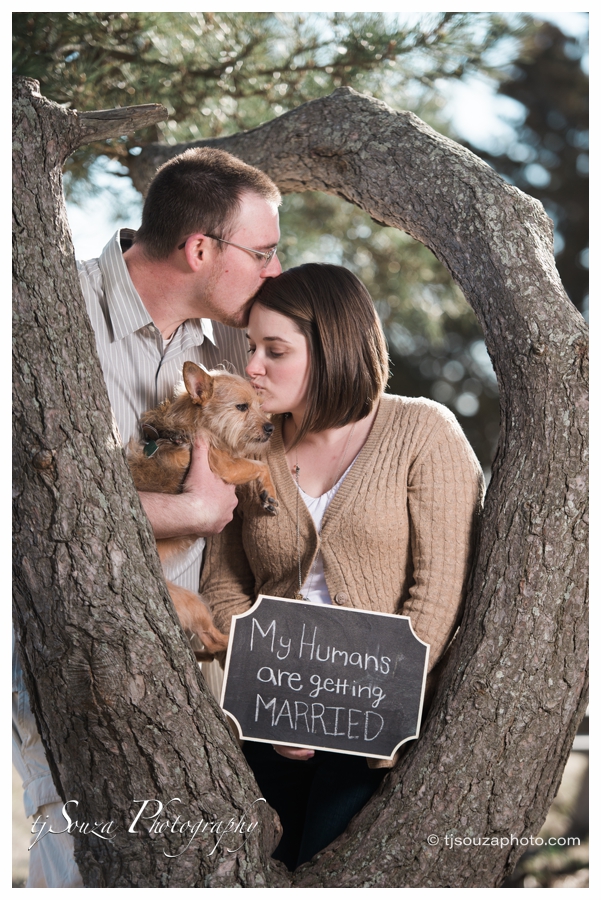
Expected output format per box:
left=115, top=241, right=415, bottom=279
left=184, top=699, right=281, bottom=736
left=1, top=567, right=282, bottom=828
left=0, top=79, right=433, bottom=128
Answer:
left=246, top=354, right=264, bottom=377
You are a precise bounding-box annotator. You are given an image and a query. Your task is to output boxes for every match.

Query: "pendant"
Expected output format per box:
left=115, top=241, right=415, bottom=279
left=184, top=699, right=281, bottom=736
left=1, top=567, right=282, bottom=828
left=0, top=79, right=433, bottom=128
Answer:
left=294, top=592, right=309, bottom=602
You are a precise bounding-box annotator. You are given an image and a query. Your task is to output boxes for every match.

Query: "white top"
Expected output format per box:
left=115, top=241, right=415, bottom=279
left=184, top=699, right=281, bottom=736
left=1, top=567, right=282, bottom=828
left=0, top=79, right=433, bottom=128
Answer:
left=297, top=460, right=356, bottom=605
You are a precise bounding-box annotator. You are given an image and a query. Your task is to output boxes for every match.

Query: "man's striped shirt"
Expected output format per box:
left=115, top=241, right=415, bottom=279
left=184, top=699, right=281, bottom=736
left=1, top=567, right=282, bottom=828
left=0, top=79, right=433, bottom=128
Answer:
left=77, top=228, right=249, bottom=590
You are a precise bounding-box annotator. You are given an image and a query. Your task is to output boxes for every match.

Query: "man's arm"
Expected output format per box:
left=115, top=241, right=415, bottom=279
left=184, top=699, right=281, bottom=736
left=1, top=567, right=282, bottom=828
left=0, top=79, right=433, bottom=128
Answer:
left=139, top=439, right=238, bottom=539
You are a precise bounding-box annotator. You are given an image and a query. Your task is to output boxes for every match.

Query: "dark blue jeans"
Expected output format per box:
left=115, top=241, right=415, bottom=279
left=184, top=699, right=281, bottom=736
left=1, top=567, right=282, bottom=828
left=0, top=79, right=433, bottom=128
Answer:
left=243, top=741, right=385, bottom=870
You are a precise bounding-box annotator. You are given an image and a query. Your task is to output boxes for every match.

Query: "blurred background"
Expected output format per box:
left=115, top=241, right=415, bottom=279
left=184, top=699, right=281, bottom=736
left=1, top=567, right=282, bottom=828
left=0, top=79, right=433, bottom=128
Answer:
left=12, top=10, right=588, bottom=887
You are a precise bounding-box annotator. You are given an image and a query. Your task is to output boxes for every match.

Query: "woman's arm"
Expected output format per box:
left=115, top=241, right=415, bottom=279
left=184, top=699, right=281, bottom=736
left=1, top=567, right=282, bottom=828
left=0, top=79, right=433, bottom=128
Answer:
left=403, top=407, right=485, bottom=670
left=200, top=508, right=256, bottom=635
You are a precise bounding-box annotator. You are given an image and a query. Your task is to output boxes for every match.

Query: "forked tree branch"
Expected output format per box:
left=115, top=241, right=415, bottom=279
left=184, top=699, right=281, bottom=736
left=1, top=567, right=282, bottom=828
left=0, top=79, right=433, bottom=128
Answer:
left=13, top=78, right=587, bottom=887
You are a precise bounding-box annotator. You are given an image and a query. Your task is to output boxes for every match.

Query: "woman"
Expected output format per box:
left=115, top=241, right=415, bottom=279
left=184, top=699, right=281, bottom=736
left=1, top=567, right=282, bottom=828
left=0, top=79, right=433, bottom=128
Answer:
left=200, top=264, right=484, bottom=869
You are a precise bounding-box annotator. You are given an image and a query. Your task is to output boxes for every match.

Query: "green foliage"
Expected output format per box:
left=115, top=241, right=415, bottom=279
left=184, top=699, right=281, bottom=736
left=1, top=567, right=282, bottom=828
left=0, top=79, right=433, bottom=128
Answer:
left=13, top=11, right=523, bottom=184
left=466, top=21, right=588, bottom=315
left=279, top=193, right=466, bottom=342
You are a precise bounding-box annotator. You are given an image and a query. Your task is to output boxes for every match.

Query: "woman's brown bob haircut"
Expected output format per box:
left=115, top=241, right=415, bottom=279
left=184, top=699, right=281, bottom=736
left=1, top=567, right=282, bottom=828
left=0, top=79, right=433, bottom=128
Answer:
left=135, top=147, right=281, bottom=260
left=253, top=263, right=389, bottom=445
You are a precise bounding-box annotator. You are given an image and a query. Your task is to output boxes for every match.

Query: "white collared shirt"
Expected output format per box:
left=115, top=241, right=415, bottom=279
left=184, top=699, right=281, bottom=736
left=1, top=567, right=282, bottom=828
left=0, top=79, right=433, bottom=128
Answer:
left=77, top=228, right=249, bottom=587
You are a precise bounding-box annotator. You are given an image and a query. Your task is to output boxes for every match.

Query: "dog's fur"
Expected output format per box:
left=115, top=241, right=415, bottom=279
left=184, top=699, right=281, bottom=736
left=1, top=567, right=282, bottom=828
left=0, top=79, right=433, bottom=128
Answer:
left=128, top=361, right=277, bottom=659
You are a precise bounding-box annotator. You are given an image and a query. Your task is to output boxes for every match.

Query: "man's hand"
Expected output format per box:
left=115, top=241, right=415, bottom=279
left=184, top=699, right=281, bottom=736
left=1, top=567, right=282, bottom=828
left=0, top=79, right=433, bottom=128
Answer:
left=273, top=745, right=315, bottom=761
left=183, top=438, right=239, bottom=532
left=139, top=438, right=238, bottom=539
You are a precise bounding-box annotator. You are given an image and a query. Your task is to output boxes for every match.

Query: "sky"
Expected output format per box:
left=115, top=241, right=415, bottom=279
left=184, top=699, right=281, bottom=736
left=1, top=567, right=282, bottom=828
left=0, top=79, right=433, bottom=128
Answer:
left=441, top=11, right=588, bottom=152
left=65, top=10, right=589, bottom=261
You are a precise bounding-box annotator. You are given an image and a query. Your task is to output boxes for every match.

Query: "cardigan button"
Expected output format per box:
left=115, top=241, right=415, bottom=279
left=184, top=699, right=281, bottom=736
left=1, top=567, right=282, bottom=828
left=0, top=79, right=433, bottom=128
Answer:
left=334, top=592, right=349, bottom=605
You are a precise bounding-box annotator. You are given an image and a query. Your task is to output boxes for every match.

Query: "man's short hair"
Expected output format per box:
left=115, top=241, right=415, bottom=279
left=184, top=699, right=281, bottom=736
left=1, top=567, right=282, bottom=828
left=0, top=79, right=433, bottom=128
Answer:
left=135, top=147, right=281, bottom=259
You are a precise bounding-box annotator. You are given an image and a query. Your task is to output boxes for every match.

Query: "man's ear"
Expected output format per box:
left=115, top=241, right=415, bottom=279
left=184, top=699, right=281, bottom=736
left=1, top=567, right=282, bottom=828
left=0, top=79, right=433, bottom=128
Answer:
left=183, top=362, right=214, bottom=405
left=182, top=234, right=206, bottom=271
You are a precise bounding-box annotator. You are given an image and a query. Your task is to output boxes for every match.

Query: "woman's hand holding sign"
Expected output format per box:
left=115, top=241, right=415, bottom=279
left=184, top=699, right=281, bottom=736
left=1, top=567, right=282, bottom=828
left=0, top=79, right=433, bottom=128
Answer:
left=274, top=745, right=314, bottom=760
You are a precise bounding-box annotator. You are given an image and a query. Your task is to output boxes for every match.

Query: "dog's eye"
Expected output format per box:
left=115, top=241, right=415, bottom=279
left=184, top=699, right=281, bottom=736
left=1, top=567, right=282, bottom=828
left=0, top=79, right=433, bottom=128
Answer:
left=236, top=403, right=249, bottom=412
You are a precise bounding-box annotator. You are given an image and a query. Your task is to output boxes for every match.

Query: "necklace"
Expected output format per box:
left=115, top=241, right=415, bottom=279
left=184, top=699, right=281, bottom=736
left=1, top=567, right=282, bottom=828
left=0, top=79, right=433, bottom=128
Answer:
left=291, top=421, right=356, bottom=601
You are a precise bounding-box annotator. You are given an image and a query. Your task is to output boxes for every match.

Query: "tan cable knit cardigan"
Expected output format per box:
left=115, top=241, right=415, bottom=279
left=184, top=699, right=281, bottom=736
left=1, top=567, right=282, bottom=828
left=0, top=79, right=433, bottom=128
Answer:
left=201, top=393, right=485, bottom=766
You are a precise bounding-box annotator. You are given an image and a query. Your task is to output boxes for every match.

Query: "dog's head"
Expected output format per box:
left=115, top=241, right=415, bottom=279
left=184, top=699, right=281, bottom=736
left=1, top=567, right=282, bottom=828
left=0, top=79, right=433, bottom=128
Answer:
left=180, top=361, right=274, bottom=452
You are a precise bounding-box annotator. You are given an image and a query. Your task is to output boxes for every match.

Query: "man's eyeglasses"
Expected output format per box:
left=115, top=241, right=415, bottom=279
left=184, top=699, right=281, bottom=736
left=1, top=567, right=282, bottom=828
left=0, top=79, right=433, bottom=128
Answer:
left=178, top=234, right=277, bottom=268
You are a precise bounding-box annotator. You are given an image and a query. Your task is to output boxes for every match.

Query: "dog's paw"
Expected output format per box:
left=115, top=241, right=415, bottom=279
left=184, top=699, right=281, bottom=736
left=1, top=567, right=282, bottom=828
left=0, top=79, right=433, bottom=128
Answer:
left=260, top=490, right=279, bottom=515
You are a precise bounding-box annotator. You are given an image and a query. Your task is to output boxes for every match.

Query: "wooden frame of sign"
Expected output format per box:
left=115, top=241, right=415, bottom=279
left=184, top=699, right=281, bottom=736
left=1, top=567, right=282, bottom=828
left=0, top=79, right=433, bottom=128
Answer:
left=220, top=595, right=430, bottom=760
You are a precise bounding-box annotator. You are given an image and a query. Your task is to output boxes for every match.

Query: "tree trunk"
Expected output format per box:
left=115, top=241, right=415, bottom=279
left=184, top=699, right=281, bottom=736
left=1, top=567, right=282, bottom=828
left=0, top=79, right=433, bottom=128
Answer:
left=12, top=77, right=286, bottom=889
left=13, top=79, right=587, bottom=887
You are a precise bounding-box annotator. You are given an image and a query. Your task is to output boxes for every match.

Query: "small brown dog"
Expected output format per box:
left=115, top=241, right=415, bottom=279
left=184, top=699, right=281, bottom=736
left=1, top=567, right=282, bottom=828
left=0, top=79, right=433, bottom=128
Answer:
left=128, top=361, right=277, bottom=658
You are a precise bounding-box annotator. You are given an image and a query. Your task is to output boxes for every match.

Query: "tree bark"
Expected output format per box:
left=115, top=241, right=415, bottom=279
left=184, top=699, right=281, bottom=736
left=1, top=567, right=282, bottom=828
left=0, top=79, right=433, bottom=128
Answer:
left=13, top=79, right=587, bottom=887
left=13, top=77, right=286, bottom=888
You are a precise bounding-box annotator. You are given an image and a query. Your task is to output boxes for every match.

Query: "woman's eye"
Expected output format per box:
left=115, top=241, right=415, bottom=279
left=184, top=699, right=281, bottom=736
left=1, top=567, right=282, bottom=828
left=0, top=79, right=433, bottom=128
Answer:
left=236, top=403, right=249, bottom=412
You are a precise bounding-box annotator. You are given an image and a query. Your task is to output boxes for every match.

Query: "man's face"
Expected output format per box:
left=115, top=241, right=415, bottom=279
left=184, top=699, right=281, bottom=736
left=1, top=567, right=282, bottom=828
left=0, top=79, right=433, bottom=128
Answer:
left=200, top=191, right=281, bottom=328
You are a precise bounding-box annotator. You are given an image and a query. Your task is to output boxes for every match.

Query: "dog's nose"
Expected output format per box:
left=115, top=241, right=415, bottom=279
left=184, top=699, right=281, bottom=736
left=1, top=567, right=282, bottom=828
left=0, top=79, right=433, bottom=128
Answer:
left=263, top=422, right=274, bottom=436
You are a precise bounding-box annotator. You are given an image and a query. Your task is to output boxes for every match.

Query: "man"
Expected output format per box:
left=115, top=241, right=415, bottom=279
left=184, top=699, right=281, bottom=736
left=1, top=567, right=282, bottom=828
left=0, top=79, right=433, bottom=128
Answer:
left=79, top=148, right=281, bottom=626
left=13, top=147, right=282, bottom=886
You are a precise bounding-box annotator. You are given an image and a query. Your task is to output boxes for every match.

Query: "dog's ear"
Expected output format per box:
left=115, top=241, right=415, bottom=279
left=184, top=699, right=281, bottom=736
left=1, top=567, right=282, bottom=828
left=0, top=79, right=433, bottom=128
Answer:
left=183, top=362, right=214, bottom=405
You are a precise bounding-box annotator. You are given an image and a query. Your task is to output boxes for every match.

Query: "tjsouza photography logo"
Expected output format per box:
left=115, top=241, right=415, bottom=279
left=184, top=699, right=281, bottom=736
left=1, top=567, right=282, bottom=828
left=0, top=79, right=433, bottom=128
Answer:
left=29, top=797, right=265, bottom=858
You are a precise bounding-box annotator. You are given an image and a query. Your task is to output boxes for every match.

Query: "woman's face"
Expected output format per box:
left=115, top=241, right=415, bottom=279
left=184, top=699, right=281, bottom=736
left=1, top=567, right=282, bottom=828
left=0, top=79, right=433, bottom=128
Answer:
left=246, top=303, right=310, bottom=419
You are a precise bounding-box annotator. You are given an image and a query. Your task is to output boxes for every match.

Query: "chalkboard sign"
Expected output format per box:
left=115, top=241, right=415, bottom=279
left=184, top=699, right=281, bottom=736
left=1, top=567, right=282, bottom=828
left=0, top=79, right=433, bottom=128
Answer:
left=221, top=595, right=429, bottom=760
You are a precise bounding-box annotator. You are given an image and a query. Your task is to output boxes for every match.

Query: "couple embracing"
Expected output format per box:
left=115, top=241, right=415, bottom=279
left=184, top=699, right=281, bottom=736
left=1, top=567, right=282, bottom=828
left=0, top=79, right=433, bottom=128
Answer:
left=14, top=146, right=483, bottom=884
